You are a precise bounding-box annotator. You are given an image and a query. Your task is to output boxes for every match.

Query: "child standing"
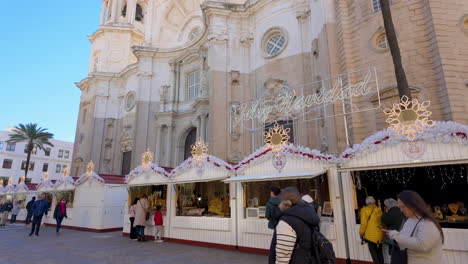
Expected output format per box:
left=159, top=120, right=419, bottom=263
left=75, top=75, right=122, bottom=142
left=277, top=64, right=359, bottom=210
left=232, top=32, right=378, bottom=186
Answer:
left=153, top=206, right=164, bottom=243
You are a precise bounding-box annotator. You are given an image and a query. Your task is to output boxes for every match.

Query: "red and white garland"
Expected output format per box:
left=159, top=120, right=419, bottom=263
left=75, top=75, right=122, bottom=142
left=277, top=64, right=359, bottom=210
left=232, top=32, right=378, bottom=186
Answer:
left=169, top=155, right=233, bottom=178
left=125, top=163, right=170, bottom=183
left=340, top=121, right=468, bottom=161
left=234, top=144, right=336, bottom=172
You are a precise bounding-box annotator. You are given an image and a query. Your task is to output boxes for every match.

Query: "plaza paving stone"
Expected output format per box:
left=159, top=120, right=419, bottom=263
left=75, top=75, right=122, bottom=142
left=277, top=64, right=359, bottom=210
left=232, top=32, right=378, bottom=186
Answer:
left=0, top=224, right=267, bottom=264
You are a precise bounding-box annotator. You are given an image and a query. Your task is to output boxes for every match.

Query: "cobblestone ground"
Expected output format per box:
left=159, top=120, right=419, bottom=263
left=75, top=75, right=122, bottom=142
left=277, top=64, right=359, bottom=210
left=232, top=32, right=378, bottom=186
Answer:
left=0, top=224, right=267, bottom=264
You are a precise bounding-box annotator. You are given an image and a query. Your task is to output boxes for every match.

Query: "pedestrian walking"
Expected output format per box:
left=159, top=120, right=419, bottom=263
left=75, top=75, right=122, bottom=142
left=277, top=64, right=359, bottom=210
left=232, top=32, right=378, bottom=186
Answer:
left=153, top=206, right=164, bottom=243
left=53, top=198, right=68, bottom=235
left=29, top=194, right=49, bottom=237
left=129, top=198, right=139, bottom=240
left=381, top=198, right=405, bottom=264
left=0, top=203, right=5, bottom=227
left=359, top=196, right=384, bottom=264
left=301, top=190, right=320, bottom=214
left=1, top=200, right=13, bottom=226
left=10, top=201, right=21, bottom=224
left=383, top=190, right=443, bottom=264
left=134, top=194, right=149, bottom=242
left=25, top=197, right=36, bottom=225
left=273, top=187, right=320, bottom=264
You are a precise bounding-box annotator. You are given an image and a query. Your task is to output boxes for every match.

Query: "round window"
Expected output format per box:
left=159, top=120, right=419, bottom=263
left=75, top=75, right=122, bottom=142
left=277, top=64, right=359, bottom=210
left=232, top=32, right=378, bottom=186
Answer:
left=263, top=28, right=288, bottom=58
left=125, top=92, right=136, bottom=111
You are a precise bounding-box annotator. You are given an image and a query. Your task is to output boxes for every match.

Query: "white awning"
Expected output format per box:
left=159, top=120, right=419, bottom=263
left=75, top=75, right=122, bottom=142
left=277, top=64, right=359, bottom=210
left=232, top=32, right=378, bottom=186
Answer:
left=223, top=169, right=326, bottom=183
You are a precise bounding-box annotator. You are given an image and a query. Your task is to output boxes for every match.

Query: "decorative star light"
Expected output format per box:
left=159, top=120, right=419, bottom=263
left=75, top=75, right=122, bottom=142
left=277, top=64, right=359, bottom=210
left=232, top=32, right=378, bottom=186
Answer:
left=383, top=96, right=435, bottom=141
left=191, top=139, right=208, bottom=162
left=264, top=123, right=290, bottom=152
left=62, top=167, right=69, bottom=178
left=19, top=176, right=25, bottom=184
left=141, top=150, right=154, bottom=169
left=86, top=161, right=95, bottom=177
left=8, top=177, right=13, bottom=186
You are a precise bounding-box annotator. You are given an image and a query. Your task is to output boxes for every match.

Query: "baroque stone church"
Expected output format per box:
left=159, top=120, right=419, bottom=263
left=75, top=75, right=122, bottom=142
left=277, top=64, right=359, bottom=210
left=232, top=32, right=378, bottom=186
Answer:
left=72, top=0, right=468, bottom=176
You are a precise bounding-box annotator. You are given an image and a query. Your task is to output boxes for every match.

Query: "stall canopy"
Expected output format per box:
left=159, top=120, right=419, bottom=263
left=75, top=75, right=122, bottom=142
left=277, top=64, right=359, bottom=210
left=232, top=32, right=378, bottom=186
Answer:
left=169, top=155, right=233, bottom=183
left=124, top=163, right=171, bottom=186
left=233, top=144, right=335, bottom=178
left=54, top=175, right=76, bottom=191
left=75, top=171, right=106, bottom=187
left=339, top=121, right=468, bottom=169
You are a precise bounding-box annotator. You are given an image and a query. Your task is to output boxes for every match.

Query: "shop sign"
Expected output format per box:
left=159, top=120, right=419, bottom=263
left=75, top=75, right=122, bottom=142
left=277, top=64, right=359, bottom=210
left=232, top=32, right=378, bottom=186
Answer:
left=230, top=67, right=380, bottom=133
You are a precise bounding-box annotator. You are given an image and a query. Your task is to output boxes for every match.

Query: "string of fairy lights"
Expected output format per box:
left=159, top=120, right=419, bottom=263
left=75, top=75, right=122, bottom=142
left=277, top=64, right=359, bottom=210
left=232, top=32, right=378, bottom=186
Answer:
left=355, top=164, right=468, bottom=190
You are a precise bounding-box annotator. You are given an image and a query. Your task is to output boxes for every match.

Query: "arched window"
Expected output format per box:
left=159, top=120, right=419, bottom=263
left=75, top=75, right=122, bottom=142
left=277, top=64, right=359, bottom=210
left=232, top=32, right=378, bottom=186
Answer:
left=377, top=34, right=389, bottom=49
left=189, top=27, right=201, bottom=42
left=183, top=128, right=197, bottom=160
left=135, top=4, right=144, bottom=22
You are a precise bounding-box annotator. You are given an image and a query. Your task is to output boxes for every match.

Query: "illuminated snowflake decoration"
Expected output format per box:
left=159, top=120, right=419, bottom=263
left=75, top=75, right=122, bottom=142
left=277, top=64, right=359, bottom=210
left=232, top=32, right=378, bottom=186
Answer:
left=86, top=161, right=95, bottom=177
left=19, top=176, right=25, bottom=184
left=191, top=139, right=208, bottom=162
left=383, top=96, right=435, bottom=141
left=141, top=150, right=154, bottom=169
left=8, top=177, right=13, bottom=186
left=62, top=167, right=69, bottom=179
left=264, top=123, right=290, bottom=152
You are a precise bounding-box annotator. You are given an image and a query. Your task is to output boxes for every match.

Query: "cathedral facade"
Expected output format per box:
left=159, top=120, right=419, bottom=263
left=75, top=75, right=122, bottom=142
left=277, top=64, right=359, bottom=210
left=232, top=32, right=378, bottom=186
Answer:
left=72, top=0, right=468, bottom=176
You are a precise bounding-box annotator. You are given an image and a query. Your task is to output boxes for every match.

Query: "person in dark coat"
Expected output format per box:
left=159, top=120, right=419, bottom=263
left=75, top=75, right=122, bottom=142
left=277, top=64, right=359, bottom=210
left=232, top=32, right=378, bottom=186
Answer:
left=53, top=198, right=68, bottom=235
left=272, top=187, right=320, bottom=264
left=25, top=197, right=36, bottom=225
left=266, top=186, right=282, bottom=264
left=381, top=198, right=405, bottom=263
left=29, top=194, right=49, bottom=237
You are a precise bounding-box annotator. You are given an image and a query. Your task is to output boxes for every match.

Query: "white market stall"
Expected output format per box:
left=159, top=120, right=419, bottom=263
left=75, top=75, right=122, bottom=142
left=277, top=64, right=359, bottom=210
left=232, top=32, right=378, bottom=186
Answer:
left=71, top=165, right=127, bottom=232
left=338, top=121, right=468, bottom=264
left=167, top=153, right=235, bottom=249
left=122, top=162, right=171, bottom=239
left=226, top=144, right=346, bottom=257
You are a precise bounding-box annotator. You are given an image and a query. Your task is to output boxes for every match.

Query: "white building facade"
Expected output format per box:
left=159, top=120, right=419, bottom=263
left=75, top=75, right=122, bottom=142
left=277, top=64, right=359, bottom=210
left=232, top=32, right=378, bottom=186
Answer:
left=0, top=128, right=74, bottom=184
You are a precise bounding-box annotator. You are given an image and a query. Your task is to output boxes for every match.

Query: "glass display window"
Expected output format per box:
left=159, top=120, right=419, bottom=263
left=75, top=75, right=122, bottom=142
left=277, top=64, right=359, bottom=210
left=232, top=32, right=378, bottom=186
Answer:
left=352, top=164, right=468, bottom=229
left=56, top=191, right=75, bottom=208
left=129, top=185, right=167, bottom=212
left=175, top=181, right=230, bottom=217
left=242, top=174, right=330, bottom=219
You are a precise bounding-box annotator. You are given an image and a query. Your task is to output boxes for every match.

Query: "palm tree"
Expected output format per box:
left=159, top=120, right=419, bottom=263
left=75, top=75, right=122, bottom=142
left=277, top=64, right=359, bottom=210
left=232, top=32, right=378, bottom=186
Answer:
left=7, top=123, right=54, bottom=180
left=380, top=0, right=412, bottom=100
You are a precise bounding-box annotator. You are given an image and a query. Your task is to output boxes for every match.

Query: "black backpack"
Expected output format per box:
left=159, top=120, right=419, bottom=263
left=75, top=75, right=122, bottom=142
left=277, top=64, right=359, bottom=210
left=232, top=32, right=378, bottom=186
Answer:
left=311, top=227, right=336, bottom=264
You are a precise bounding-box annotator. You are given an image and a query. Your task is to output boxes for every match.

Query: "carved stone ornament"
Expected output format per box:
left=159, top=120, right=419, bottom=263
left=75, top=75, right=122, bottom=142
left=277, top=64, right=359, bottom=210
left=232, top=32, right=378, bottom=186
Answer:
left=159, top=85, right=170, bottom=100
left=264, top=79, right=289, bottom=94
left=125, top=92, right=136, bottom=112
left=120, top=125, right=133, bottom=152
left=230, top=71, right=240, bottom=84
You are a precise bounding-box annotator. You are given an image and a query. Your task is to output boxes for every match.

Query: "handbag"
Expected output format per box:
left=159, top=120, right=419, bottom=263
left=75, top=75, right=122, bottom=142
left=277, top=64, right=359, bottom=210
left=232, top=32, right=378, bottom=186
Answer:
left=390, top=218, right=422, bottom=264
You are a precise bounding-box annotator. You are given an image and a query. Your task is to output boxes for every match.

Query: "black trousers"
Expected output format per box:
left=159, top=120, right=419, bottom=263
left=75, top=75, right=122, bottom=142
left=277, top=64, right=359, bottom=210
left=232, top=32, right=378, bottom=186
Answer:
left=129, top=217, right=137, bottom=239
left=25, top=211, right=33, bottom=224
left=268, top=230, right=277, bottom=264
left=29, top=215, right=43, bottom=236
left=10, top=215, right=17, bottom=224
left=368, top=241, right=384, bottom=264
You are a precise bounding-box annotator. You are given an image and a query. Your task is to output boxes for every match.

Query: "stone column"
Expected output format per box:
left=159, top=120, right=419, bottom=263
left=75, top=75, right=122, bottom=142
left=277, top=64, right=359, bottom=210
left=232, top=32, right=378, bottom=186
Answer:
left=109, top=0, right=119, bottom=23
left=201, top=114, right=207, bottom=142
left=100, top=0, right=107, bottom=25
left=196, top=116, right=201, bottom=139
left=155, top=125, right=162, bottom=164
left=127, top=0, right=136, bottom=24
left=144, top=1, right=154, bottom=44
left=166, top=125, right=174, bottom=166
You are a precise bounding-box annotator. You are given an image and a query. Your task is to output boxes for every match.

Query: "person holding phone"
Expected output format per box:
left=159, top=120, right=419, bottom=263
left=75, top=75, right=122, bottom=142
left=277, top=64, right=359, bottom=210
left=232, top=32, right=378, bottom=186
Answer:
left=381, top=191, right=443, bottom=264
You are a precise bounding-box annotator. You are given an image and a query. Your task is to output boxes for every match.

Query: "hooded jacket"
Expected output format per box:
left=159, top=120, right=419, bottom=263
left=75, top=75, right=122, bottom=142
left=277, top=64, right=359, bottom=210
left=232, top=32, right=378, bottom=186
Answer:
left=266, top=197, right=281, bottom=229
left=275, top=203, right=320, bottom=264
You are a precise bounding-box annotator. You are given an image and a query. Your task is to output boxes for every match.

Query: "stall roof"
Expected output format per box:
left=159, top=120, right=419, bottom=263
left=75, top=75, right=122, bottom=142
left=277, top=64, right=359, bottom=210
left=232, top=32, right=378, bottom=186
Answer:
left=99, top=174, right=126, bottom=184
left=338, top=121, right=468, bottom=170
left=168, top=155, right=233, bottom=183
left=224, top=169, right=326, bottom=183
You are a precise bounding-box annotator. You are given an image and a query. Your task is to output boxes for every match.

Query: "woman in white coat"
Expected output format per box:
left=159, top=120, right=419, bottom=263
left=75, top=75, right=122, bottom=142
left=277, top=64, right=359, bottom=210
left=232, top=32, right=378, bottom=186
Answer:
left=384, top=190, right=443, bottom=264
left=134, top=194, right=149, bottom=242
left=10, top=201, right=21, bottom=224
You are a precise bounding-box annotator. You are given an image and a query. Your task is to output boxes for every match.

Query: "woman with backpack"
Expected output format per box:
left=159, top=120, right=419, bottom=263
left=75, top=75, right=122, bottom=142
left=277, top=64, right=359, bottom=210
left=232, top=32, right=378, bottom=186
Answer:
left=383, top=190, right=443, bottom=264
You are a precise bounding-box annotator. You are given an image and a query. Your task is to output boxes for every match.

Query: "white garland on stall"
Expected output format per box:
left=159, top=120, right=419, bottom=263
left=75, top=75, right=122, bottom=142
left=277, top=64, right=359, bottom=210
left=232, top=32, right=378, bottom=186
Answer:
left=125, top=163, right=169, bottom=184
left=36, top=179, right=55, bottom=191
left=3, top=184, right=16, bottom=194
left=75, top=171, right=105, bottom=186
left=234, top=144, right=336, bottom=172
left=339, top=121, right=468, bottom=161
left=169, top=155, right=233, bottom=179
left=14, top=182, right=29, bottom=193
left=55, top=176, right=76, bottom=190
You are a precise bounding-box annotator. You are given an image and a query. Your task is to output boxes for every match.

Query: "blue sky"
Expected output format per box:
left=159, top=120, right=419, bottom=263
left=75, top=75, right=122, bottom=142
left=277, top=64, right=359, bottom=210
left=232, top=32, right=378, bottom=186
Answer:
left=0, top=1, right=101, bottom=142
